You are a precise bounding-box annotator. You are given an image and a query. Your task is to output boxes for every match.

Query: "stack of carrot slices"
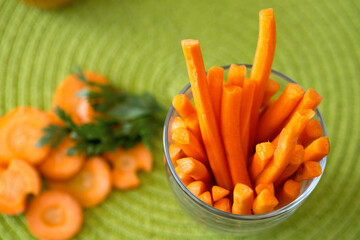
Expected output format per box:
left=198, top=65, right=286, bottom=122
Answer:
left=0, top=71, right=152, bottom=240
left=170, top=8, right=330, bottom=215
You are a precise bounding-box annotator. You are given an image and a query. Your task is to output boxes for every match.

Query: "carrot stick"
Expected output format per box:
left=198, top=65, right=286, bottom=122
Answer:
left=48, top=157, right=111, bottom=208
left=232, top=183, right=254, bottom=215
left=255, top=183, right=275, bottom=195
left=227, top=64, right=246, bottom=87
left=252, top=189, right=278, bottom=214
left=177, top=157, right=212, bottom=185
left=212, top=185, right=230, bottom=202
left=261, top=78, right=280, bottom=107
left=169, top=143, right=185, bottom=167
left=255, top=109, right=315, bottom=186
left=171, top=127, right=207, bottom=165
left=248, top=8, right=276, bottom=153
left=26, top=190, right=83, bottom=240
left=294, top=161, right=322, bottom=182
left=170, top=116, right=187, bottom=135
left=214, top=197, right=231, bottom=213
left=298, top=119, right=324, bottom=147
left=0, top=159, right=41, bottom=215
left=221, top=85, right=251, bottom=187
left=249, top=142, right=275, bottom=183
left=257, top=83, right=305, bottom=142
left=303, top=136, right=330, bottom=162
left=175, top=167, right=194, bottom=186
left=274, top=144, right=304, bottom=187
left=182, top=39, right=232, bottom=190
left=172, top=94, right=202, bottom=141
left=276, top=179, right=302, bottom=209
left=198, top=191, right=213, bottom=206
left=207, top=66, right=224, bottom=126
left=187, top=180, right=207, bottom=196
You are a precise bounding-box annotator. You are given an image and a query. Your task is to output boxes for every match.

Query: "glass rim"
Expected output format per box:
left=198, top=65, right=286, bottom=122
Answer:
left=163, top=64, right=328, bottom=221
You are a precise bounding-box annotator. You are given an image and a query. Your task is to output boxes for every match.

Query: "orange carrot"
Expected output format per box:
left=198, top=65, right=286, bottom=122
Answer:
left=298, top=119, right=324, bottom=147
left=232, top=183, right=254, bottom=215
left=177, top=157, right=212, bottom=185
left=182, top=39, right=232, bottom=190
left=255, top=109, right=315, bottom=186
left=294, top=161, right=322, bottom=182
left=252, top=189, right=279, bottom=214
left=276, top=179, right=302, bottom=209
left=227, top=64, right=246, bottom=87
left=175, top=166, right=194, bottom=186
left=249, top=142, right=275, bottom=183
left=172, top=94, right=202, bottom=141
left=221, top=85, right=251, bottom=187
left=39, top=137, right=85, bottom=180
left=257, top=83, right=305, bottom=142
left=198, top=191, right=213, bottom=206
left=26, top=190, right=83, bottom=240
left=48, top=157, right=111, bottom=208
left=212, top=185, right=230, bottom=202
left=169, top=143, right=185, bottom=167
left=274, top=144, right=304, bottom=187
left=170, top=116, right=187, bottom=135
left=187, top=180, right=207, bottom=196
left=214, top=197, right=231, bottom=213
left=248, top=8, right=276, bottom=152
left=255, top=183, right=275, bottom=196
left=0, top=159, right=41, bottom=215
left=0, top=107, right=51, bottom=165
left=171, top=127, right=207, bottom=164
left=303, top=136, right=330, bottom=162
left=207, top=66, right=224, bottom=126
left=262, top=78, right=280, bottom=106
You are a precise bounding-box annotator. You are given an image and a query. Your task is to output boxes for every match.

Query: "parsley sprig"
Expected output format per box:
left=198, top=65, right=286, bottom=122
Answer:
left=37, top=70, right=164, bottom=157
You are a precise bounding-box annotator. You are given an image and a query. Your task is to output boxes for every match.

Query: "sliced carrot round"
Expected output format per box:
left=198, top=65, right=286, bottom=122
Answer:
left=0, top=159, right=41, bottom=215
left=48, top=156, right=111, bottom=208
left=26, top=190, right=83, bottom=240
left=0, top=107, right=50, bottom=165
left=39, top=138, right=85, bottom=180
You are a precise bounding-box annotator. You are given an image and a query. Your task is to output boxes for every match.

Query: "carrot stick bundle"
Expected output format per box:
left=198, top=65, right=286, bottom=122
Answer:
left=221, top=85, right=251, bottom=187
left=303, top=136, right=330, bottom=162
left=249, top=142, right=275, bottom=183
left=261, top=78, right=280, bottom=107
left=232, top=183, right=254, bottom=215
left=256, top=83, right=305, bottom=143
left=177, top=157, right=212, bottom=185
left=227, top=64, right=246, bottom=87
left=172, top=94, right=202, bottom=140
left=255, top=109, right=315, bottom=186
left=207, top=66, right=224, bottom=126
left=182, top=39, right=232, bottom=190
left=294, top=161, right=322, bottom=182
left=298, top=119, right=324, bottom=146
left=252, top=189, right=278, bottom=214
left=276, top=179, right=302, bottom=209
left=214, top=197, right=231, bottom=213
left=212, top=185, right=230, bottom=202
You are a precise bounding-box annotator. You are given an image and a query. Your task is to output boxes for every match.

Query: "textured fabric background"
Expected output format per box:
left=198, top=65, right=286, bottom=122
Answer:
left=0, top=0, right=359, bottom=239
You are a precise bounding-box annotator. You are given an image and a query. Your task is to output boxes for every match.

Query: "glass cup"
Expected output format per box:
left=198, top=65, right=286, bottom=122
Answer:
left=162, top=64, right=327, bottom=235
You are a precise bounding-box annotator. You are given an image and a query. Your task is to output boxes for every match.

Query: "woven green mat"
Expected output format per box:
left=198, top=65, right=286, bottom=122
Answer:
left=0, top=0, right=359, bottom=239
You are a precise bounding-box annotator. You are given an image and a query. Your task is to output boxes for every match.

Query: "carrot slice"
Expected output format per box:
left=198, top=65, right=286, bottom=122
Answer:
left=303, top=136, right=330, bottom=162
left=252, top=189, right=278, bottom=214
left=261, top=78, right=280, bottom=107
left=48, top=157, right=111, bottom=208
left=26, top=190, right=83, bottom=240
left=255, top=109, right=315, bottom=186
left=276, top=179, right=302, bottom=209
left=221, top=85, right=251, bottom=187
left=294, top=161, right=322, bottom=182
left=249, top=142, right=275, bottom=183
left=175, top=166, right=194, bottom=186
left=187, top=180, right=207, bottom=197
left=227, top=64, right=246, bottom=87
left=39, top=137, right=85, bottom=180
left=232, top=183, right=254, bottom=215
left=214, top=197, right=231, bottom=213
left=298, top=119, right=324, bottom=147
left=255, top=183, right=274, bottom=196
left=181, top=39, right=232, bottom=190
left=172, top=94, right=202, bottom=141
left=177, top=157, right=212, bottom=185
left=248, top=8, right=276, bottom=152
left=207, top=66, right=224, bottom=126
left=198, top=191, right=213, bottom=206
left=0, top=159, right=41, bottom=215
left=257, top=83, right=305, bottom=142
left=169, top=143, right=185, bottom=167
left=0, top=107, right=50, bottom=165
left=211, top=185, right=230, bottom=202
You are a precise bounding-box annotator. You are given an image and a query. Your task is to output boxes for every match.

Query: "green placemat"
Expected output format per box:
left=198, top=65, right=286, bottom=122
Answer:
left=0, top=0, right=359, bottom=239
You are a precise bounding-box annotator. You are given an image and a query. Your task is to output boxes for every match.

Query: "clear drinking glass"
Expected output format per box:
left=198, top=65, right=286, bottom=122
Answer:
left=162, top=64, right=327, bottom=235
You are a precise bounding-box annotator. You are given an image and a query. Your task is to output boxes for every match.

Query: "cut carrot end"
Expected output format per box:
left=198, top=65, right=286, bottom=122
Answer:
left=252, top=189, right=278, bottom=215
left=303, top=136, right=330, bottom=162
left=214, top=197, right=231, bottom=213
left=294, top=161, right=322, bottom=182
left=198, top=191, right=213, bottom=206
left=232, top=183, right=254, bottom=215
left=212, top=185, right=230, bottom=202
left=187, top=181, right=207, bottom=197
left=276, top=179, right=302, bottom=209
